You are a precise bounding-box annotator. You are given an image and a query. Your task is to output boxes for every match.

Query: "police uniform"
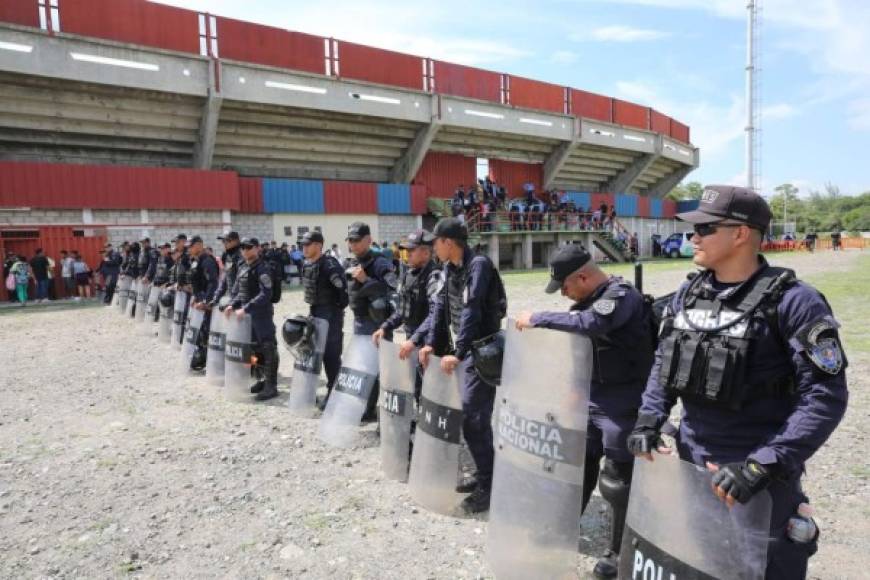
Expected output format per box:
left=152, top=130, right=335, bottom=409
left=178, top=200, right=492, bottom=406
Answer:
left=121, top=244, right=140, bottom=315
left=300, top=230, right=348, bottom=401
left=231, top=237, right=280, bottom=401
left=628, top=186, right=848, bottom=579
left=100, top=247, right=122, bottom=304
left=187, top=237, right=220, bottom=370
left=152, top=247, right=174, bottom=287
left=381, top=229, right=443, bottom=395
left=526, top=245, right=654, bottom=578
left=137, top=239, right=159, bottom=282
left=212, top=231, right=243, bottom=307
left=425, top=218, right=506, bottom=512
left=346, top=222, right=398, bottom=418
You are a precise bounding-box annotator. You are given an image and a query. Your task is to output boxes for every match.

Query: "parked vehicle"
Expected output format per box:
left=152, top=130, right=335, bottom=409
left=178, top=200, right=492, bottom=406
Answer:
left=662, top=232, right=694, bottom=258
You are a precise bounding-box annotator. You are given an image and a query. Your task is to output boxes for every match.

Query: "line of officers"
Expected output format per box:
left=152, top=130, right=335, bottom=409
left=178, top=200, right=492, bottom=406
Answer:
left=292, top=187, right=844, bottom=580
left=105, top=184, right=847, bottom=580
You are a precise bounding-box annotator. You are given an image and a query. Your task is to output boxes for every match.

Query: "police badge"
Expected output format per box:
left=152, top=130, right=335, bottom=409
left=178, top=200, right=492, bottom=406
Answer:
left=799, top=318, right=845, bottom=375
left=592, top=298, right=616, bottom=316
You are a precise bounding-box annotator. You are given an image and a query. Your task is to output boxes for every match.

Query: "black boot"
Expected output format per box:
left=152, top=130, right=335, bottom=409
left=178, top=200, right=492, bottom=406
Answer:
left=455, top=474, right=478, bottom=493
left=459, top=483, right=491, bottom=515
left=249, top=380, right=265, bottom=394
left=593, top=550, right=618, bottom=579
left=255, top=343, right=280, bottom=401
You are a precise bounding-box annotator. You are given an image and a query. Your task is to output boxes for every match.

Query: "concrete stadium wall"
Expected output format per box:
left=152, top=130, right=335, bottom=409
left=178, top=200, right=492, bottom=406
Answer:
left=271, top=213, right=380, bottom=249
left=231, top=213, right=274, bottom=243
left=0, top=209, right=83, bottom=225
left=377, top=215, right=421, bottom=245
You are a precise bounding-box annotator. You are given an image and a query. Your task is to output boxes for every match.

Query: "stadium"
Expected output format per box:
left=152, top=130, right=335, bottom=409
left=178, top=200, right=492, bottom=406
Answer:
left=0, top=0, right=698, bottom=300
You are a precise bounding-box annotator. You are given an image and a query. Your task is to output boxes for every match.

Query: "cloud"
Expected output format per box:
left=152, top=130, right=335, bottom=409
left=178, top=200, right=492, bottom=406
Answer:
left=761, top=103, right=799, bottom=120
left=550, top=50, right=579, bottom=64
left=577, top=25, right=670, bottom=42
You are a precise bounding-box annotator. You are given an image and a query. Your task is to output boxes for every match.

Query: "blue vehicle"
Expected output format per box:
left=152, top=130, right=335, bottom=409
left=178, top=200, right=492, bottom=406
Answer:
left=662, top=232, right=694, bottom=258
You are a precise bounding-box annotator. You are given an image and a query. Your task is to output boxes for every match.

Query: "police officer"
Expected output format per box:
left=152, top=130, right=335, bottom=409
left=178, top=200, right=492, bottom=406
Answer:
left=226, top=237, right=280, bottom=401
left=373, top=229, right=443, bottom=394
left=212, top=231, right=242, bottom=307
left=121, top=242, right=140, bottom=315
left=419, top=217, right=506, bottom=514
left=137, top=237, right=159, bottom=284
left=186, top=236, right=219, bottom=371
left=514, top=244, right=654, bottom=578
left=346, top=221, right=398, bottom=419
left=169, top=234, right=190, bottom=289
left=299, top=230, right=348, bottom=409
left=100, top=243, right=123, bottom=304
left=152, top=243, right=174, bottom=288
left=626, top=185, right=848, bottom=579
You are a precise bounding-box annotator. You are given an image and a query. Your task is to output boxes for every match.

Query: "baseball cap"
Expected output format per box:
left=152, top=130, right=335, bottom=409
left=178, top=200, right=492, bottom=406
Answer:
left=240, top=237, right=259, bottom=248
left=158, top=242, right=171, bottom=249
left=140, top=236, right=151, bottom=243
left=217, top=231, right=239, bottom=242
left=545, top=245, right=592, bottom=294
left=676, top=185, right=772, bottom=231
left=188, top=235, right=203, bottom=245
left=346, top=222, right=371, bottom=241
left=171, top=233, right=187, bottom=243
left=399, top=229, right=435, bottom=249
left=432, top=217, right=468, bottom=241
left=299, top=231, right=325, bottom=246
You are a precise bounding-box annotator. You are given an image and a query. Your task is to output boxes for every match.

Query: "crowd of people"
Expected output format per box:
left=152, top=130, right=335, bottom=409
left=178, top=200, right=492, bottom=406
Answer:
left=4, top=248, right=95, bottom=306
left=450, top=180, right=621, bottom=234
left=95, top=185, right=846, bottom=579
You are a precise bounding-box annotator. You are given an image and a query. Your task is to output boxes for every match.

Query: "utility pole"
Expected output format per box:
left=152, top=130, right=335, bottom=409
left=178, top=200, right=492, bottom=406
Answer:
left=746, top=1, right=760, bottom=191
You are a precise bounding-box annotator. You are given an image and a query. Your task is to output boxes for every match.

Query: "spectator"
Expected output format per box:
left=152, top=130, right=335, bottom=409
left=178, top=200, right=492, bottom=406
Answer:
left=381, top=241, right=394, bottom=261
left=60, top=250, right=75, bottom=298
left=289, top=244, right=303, bottom=280
left=72, top=252, right=92, bottom=300
left=29, top=248, right=51, bottom=303
left=630, top=232, right=639, bottom=258
left=831, top=230, right=842, bottom=251
left=4, top=250, right=17, bottom=302
left=10, top=255, right=31, bottom=306
left=325, top=243, right=342, bottom=261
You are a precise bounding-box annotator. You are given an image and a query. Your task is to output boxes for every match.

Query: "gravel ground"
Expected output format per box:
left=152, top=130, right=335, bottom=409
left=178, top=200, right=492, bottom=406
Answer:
left=0, top=250, right=866, bottom=579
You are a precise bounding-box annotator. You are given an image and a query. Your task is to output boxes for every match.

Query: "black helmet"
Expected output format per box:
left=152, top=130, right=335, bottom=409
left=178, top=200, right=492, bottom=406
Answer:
left=471, top=331, right=505, bottom=387
left=282, top=315, right=309, bottom=348
left=217, top=295, right=232, bottom=311
left=159, top=288, right=176, bottom=308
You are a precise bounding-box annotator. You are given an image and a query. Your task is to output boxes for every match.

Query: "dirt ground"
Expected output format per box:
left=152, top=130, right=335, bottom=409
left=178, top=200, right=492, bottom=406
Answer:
left=0, top=250, right=866, bottom=579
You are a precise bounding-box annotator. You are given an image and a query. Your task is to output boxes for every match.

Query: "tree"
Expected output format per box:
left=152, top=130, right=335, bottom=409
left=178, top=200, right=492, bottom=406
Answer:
left=666, top=181, right=704, bottom=201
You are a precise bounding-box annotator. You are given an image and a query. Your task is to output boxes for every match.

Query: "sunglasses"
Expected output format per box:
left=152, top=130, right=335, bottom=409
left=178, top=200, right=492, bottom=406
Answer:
left=693, top=223, right=744, bottom=237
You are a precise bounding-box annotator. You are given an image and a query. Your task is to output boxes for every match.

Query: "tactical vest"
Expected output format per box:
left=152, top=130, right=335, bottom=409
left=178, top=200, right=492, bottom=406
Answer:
left=175, top=251, right=190, bottom=286
left=348, top=252, right=377, bottom=316
left=572, top=281, right=654, bottom=387
left=235, top=258, right=263, bottom=304
left=446, top=254, right=503, bottom=339
left=123, top=253, right=139, bottom=278
left=222, top=247, right=241, bottom=293
left=398, top=261, right=435, bottom=332
left=137, top=248, right=151, bottom=275
left=188, top=253, right=214, bottom=295
left=658, top=266, right=796, bottom=410
left=153, top=256, right=172, bottom=285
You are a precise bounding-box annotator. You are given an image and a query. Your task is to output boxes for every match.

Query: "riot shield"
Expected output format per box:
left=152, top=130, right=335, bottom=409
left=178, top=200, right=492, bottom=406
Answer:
left=170, top=290, right=189, bottom=352
left=286, top=316, right=329, bottom=417
left=125, top=279, right=138, bottom=318
left=486, top=323, right=592, bottom=579
left=617, top=456, right=772, bottom=580
left=407, top=356, right=464, bottom=516
left=223, top=313, right=254, bottom=403
left=179, top=308, right=205, bottom=374
left=146, top=284, right=161, bottom=323
left=157, top=299, right=173, bottom=344
left=317, top=335, right=380, bottom=448
left=135, top=280, right=150, bottom=323
left=205, top=310, right=227, bottom=386
left=378, top=339, right=417, bottom=482
left=117, top=276, right=131, bottom=313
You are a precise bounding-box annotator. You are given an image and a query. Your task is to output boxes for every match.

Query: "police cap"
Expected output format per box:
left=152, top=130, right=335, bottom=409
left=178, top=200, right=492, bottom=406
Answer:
left=545, top=244, right=592, bottom=294
left=676, top=185, right=772, bottom=231
left=188, top=235, right=203, bottom=246
left=432, top=217, right=468, bottom=241
left=399, top=228, right=435, bottom=249
left=299, top=231, right=325, bottom=246
left=346, top=222, right=371, bottom=241
left=217, top=231, right=240, bottom=241
left=171, top=233, right=187, bottom=243
left=239, top=237, right=259, bottom=248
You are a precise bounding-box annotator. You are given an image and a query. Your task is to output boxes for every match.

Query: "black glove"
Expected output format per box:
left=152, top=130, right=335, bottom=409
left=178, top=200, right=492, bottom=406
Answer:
left=626, top=413, right=664, bottom=456
left=710, top=461, right=771, bottom=504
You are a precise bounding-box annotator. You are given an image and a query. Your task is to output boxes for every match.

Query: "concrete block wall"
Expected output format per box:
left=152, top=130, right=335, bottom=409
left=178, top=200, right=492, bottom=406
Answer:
left=377, top=215, right=420, bottom=245
left=0, top=209, right=82, bottom=225
left=231, top=213, right=274, bottom=243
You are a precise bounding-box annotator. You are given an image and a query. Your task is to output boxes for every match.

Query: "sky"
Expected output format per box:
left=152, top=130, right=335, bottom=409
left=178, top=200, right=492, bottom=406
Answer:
left=155, top=0, right=870, bottom=196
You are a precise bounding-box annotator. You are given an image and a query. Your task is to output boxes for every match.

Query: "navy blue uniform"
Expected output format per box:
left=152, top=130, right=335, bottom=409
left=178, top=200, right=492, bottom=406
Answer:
left=348, top=250, right=398, bottom=335
left=231, top=256, right=279, bottom=395
left=638, top=258, right=848, bottom=578
left=100, top=250, right=122, bottom=304
left=303, top=254, right=348, bottom=394
left=138, top=246, right=158, bottom=281
left=212, top=246, right=242, bottom=306
left=152, top=255, right=174, bottom=287
left=426, top=248, right=504, bottom=489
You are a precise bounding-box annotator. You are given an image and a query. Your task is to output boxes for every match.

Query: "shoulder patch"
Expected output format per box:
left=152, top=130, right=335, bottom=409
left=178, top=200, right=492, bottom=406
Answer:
left=795, top=317, right=845, bottom=375
left=260, top=272, right=272, bottom=289
left=592, top=299, right=617, bottom=316
left=330, top=273, right=344, bottom=289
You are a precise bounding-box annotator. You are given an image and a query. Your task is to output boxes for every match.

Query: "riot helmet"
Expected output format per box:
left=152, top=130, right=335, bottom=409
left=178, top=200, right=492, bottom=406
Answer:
left=159, top=288, right=176, bottom=308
